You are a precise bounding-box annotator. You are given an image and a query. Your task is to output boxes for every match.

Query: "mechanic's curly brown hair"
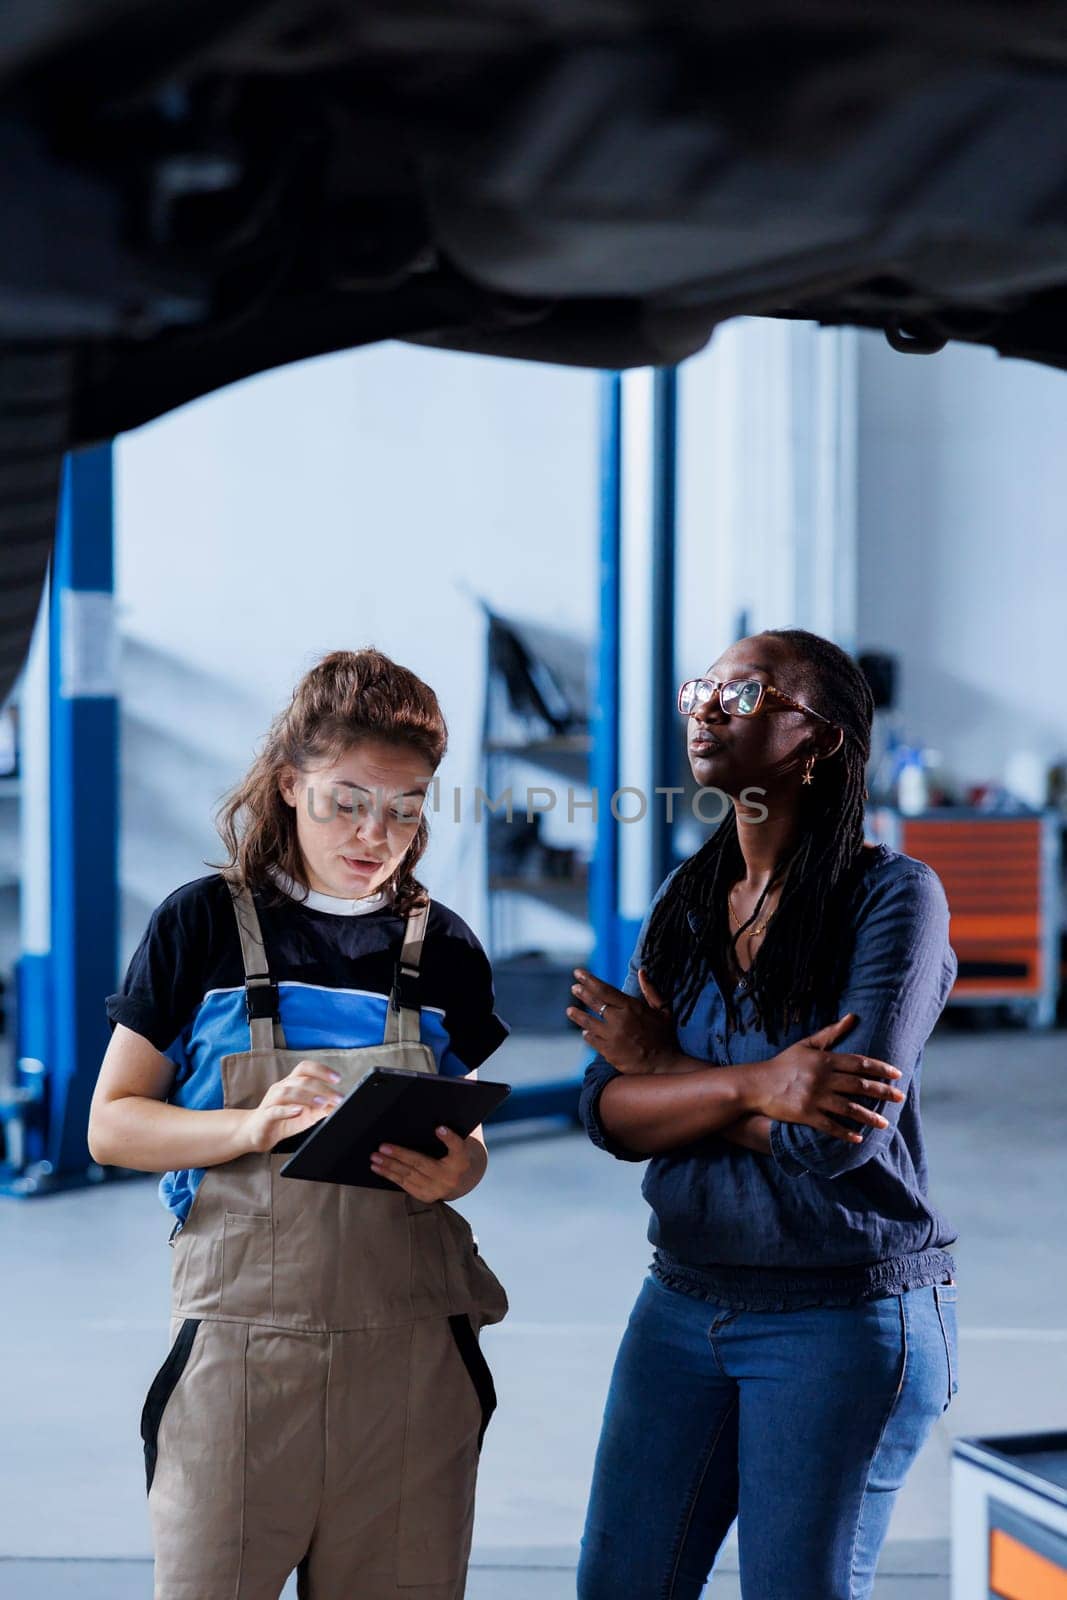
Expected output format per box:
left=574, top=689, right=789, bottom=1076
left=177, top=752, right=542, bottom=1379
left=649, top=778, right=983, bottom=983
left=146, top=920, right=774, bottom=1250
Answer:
left=213, top=649, right=447, bottom=914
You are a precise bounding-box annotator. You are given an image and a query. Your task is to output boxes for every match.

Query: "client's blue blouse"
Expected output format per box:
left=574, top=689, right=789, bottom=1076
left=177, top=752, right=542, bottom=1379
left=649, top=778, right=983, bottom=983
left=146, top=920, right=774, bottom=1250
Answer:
left=579, top=844, right=959, bottom=1310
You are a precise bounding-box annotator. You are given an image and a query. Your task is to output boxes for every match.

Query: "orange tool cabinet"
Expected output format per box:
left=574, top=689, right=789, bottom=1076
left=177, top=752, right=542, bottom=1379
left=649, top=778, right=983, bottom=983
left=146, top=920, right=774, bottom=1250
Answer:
left=954, top=1435, right=1067, bottom=1599
left=866, top=809, right=1061, bottom=1028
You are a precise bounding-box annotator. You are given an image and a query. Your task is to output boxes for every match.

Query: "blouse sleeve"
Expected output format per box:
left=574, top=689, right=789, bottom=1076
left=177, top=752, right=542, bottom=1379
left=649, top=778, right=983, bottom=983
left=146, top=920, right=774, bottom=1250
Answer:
left=769, top=864, right=957, bottom=1181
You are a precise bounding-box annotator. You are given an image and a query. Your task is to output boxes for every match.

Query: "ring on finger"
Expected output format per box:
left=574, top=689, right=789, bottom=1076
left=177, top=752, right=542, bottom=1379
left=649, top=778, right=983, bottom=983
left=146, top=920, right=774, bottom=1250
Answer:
left=598, top=1002, right=607, bottom=1019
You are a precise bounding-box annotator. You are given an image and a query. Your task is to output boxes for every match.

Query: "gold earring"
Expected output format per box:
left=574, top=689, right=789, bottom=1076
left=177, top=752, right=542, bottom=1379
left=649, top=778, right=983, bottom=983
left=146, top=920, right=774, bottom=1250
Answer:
left=802, top=755, right=816, bottom=786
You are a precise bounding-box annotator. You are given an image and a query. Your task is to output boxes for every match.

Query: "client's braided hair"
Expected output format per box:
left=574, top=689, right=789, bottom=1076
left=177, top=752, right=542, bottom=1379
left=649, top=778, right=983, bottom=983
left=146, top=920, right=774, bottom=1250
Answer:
left=641, top=629, right=875, bottom=1045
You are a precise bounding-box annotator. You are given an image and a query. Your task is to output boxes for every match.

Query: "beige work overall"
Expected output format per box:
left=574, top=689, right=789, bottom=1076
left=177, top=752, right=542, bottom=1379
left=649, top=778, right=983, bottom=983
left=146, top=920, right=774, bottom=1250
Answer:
left=141, top=873, right=508, bottom=1600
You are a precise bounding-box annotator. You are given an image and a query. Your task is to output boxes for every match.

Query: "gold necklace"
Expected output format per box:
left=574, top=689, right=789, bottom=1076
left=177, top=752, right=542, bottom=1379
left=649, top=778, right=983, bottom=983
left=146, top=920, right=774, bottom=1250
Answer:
left=728, top=885, right=774, bottom=938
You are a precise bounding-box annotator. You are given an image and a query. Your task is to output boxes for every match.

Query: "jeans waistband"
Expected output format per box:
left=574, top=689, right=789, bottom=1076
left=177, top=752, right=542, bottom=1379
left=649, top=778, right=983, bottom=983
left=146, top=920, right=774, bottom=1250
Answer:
left=651, top=1247, right=957, bottom=1312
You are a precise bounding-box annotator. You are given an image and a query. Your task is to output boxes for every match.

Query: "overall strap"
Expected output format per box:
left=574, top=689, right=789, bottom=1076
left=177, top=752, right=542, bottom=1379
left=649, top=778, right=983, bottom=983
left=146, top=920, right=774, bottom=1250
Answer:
left=384, top=900, right=431, bottom=1046
left=221, top=870, right=288, bottom=1051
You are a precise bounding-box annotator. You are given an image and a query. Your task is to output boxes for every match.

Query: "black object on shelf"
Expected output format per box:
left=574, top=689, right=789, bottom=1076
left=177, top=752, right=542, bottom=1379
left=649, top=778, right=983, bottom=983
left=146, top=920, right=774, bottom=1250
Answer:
left=487, top=812, right=541, bottom=877
left=485, top=610, right=589, bottom=740
left=480, top=602, right=593, bottom=983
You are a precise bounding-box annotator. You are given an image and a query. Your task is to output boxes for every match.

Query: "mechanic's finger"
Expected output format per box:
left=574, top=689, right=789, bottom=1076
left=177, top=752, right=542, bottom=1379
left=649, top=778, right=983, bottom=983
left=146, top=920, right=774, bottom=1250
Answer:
left=368, top=1152, right=412, bottom=1182
left=369, top=1160, right=414, bottom=1193
left=375, top=1142, right=442, bottom=1178
left=266, top=1085, right=342, bottom=1111
left=278, top=1081, right=343, bottom=1107
left=289, top=1061, right=343, bottom=1088
left=369, top=1153, right=439, bottom=1198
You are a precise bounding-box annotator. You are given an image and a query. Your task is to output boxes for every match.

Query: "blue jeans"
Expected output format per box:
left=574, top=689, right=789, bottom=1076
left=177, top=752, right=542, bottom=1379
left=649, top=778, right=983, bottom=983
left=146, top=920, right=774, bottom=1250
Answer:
left=577, top=1272, right=958, bottom=1600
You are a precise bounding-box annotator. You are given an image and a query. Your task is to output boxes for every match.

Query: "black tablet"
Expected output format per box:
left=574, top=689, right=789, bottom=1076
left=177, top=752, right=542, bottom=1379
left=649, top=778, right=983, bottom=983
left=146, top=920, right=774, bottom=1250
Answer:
left=278, top=1068, right=512, bottom=1190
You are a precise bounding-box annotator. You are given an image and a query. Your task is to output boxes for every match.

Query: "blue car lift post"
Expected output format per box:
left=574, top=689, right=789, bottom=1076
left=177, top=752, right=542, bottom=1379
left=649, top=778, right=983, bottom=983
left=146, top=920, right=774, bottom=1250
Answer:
left=0, top=445, right=119, bottom=1196
left=491, top=367, right=679, bottom=1126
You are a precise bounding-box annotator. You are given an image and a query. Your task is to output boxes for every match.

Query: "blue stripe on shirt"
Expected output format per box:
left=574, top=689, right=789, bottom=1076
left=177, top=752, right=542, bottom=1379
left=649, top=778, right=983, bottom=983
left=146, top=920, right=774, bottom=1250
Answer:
left=160, top=983, right=470, bottom=1222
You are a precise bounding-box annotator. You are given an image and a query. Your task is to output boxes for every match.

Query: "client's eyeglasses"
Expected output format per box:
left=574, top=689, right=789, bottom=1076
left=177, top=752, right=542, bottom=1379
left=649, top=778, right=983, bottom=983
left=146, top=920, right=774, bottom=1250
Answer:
left=678, top=677, right=834, bottom=725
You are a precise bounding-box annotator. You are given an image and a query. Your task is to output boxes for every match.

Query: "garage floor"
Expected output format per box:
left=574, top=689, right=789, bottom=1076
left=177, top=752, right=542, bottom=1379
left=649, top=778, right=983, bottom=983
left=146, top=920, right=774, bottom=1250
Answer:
left=1, top=1024, right=1065, bottom=1599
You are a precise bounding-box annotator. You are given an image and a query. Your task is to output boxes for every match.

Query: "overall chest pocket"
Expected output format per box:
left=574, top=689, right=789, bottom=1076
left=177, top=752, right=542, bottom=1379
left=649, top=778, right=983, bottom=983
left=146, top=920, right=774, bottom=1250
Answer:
left=219, top=1211, right=273, bottom=1318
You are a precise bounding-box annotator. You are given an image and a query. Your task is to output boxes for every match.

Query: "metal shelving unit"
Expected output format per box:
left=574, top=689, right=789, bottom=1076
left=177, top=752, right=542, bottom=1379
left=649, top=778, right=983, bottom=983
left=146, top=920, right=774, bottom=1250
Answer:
left=481, top=610, right=594, bottom=1032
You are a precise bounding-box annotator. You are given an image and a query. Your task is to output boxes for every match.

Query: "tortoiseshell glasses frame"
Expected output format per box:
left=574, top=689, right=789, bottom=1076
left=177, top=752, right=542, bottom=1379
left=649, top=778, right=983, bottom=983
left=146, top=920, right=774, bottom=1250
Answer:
left=677, top=677, right=834, bottom=725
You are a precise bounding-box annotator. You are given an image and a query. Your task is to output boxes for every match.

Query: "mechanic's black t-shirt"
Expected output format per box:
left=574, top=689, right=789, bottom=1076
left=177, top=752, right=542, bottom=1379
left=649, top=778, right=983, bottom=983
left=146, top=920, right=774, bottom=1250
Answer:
left=105, top=871, right=509, bottom=1219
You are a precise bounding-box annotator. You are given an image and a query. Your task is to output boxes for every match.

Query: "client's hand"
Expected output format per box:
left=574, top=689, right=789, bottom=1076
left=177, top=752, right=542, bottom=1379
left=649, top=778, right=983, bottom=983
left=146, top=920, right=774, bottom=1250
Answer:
left=370, top=1126, right=487, bottom=1201
left=748, top=1014, right=905, bottom=1141
left=567, top=966, right=679, bottom=1074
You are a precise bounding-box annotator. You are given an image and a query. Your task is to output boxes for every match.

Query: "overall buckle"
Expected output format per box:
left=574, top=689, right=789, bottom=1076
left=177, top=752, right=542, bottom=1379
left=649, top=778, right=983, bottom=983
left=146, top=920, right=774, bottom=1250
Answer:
left=245, top=978, right=280, bottom=1022
left=391, top=961, right=420, bottom=1012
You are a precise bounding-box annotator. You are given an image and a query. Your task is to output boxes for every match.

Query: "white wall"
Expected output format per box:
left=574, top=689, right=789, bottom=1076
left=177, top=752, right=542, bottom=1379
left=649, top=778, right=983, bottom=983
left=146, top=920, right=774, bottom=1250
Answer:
left=677, top=318, right=858, bottom=680
left=115, top=343, right=598, bottom=960
left=670, top=319, right=858, bottom=857
left=855, top=332, right=1067, bottom=791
